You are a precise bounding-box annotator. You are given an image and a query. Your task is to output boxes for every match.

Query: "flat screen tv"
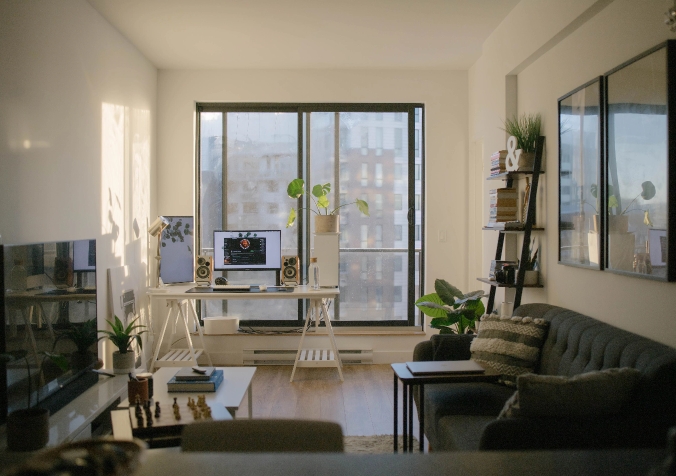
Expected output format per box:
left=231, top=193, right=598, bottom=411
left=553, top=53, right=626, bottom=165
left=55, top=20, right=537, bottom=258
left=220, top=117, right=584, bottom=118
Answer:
left=1, top=239, right=99, bottom=425
left=213, top=230, right=281, bottom=271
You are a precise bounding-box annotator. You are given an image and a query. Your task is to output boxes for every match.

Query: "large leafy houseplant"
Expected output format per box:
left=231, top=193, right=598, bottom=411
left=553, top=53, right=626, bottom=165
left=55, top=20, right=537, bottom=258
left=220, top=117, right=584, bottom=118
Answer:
left=415, top=280, right=486, bottom=334
left=285, top=178, right=369, bottom=228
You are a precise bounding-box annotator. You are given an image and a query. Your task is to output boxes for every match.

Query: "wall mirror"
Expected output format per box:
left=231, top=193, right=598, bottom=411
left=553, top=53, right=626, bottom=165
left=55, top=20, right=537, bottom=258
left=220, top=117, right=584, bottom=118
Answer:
left=605, top=41, right=674, bottom=280
left=558, top=77, right=603, bottom=269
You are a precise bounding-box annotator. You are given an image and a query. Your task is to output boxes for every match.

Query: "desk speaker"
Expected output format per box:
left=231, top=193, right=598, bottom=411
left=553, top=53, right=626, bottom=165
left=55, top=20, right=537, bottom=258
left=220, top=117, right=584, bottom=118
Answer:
left=195, top=255, right=213, bottom=286
left=282, top=255, right=300, bottom=285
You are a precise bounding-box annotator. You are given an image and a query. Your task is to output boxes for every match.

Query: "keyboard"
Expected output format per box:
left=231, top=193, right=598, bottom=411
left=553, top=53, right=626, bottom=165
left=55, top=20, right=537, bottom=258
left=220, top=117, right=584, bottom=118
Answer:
left=212, top=285, right=251, bottom=290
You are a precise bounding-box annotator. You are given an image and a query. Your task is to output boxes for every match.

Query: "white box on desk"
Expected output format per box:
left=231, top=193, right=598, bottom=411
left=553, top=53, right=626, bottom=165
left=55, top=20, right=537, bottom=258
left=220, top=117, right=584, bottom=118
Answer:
left=313, top=232, right=339, bottom=288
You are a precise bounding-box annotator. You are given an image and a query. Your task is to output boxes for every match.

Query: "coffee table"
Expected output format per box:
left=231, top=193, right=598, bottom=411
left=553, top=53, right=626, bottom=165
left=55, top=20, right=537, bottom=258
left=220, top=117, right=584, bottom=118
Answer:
left=391, top=362, right=500, bottom=453
left=120, top=367, right=256, bottom=418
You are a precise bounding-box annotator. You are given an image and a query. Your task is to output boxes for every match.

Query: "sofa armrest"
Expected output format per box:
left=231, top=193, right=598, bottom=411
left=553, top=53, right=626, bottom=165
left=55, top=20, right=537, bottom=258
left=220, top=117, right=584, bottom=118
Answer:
left=413, top=334, right=475, bottom=362
left=479, top=414, right=668, bottom=451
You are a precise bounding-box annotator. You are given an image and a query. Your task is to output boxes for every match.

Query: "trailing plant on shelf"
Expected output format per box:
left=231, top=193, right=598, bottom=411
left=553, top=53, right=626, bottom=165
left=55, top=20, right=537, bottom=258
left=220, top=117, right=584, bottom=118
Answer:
left=99, top=315, right=147, bottom=354
left=415, top=279, right=486, bottom=334
left=501, top=113, right=542, bottom=153
left=285, top=178, right=369, bottom=228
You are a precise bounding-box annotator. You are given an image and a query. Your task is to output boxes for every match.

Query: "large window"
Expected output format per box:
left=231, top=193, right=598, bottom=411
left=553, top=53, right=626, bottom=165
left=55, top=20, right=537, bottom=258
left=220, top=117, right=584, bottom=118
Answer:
left=197, top=104, right=424, bottom=326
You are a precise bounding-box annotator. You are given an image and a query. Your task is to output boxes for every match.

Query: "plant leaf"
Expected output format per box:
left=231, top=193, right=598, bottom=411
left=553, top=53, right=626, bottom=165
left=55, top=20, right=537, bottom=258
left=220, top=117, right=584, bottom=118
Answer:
left=608, top=195, right=619, bottom=209
left=454, top=290, right=486, bottom=305
left=644, top=210, right=653, bottom=227
left=463, top=299, right=486, bottom=320
left=287, top=178, right=305, bottom=199
left=286, top=208, right=297, bottom=228
left=356, top=199, right=369, bottom=216
left=415, top=293, right=448, bottom=318
left=316, top=195, right=329, bottom=209
left=42, top=351, right=69, bottom=372
left=641, top=181, right=656, bottom=201
left=435, top=279, right=463, bottom=305
left=590, top=183, right=598, bottom=199
left=312, top=183, right=330, bottom=198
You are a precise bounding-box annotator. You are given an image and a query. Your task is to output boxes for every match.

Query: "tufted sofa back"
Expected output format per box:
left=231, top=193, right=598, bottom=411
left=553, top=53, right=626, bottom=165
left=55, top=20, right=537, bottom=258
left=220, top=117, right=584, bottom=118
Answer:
left=514, top=303, right=676, bottom=418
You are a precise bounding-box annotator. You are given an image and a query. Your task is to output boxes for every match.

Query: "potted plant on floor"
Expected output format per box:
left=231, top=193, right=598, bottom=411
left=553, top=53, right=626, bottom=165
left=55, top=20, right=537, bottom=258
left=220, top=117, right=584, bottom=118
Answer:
left=415, top=279, right=486, bottom=334
left=99, top=315, right=147, bottom=374
left=502, top=113, right=541, bottom=170
left=286, top=179, right=369, bottom=233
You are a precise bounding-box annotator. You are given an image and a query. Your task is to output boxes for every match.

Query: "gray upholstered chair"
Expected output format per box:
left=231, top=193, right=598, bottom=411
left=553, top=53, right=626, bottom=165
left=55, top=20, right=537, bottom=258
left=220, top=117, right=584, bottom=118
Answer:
left=180, top=419, right=344, bottom=452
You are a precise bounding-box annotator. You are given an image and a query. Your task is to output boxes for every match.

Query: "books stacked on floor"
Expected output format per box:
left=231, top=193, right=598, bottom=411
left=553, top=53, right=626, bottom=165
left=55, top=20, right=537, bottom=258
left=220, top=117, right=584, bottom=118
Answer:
left=488, top=188, right=518, bottom=224
left=167, top=367, right=223, bottom=392
left=490, top=150, right=508, bottom=176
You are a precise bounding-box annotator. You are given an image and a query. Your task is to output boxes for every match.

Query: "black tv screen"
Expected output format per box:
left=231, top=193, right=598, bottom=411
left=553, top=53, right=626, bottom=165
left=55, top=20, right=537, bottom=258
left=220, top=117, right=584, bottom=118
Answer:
left=1, top=239, right=99, bottom=425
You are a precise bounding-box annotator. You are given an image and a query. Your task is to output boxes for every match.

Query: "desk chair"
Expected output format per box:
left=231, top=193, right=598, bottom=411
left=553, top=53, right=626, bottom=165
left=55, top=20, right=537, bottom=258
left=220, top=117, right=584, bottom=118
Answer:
left=180, top=419, right=344, bottom=452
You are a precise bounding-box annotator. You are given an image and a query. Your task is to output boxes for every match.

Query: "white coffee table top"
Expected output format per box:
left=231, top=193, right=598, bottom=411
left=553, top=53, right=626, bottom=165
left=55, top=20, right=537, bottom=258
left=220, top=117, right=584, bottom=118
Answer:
left=121, top=367, right=256, bottom=414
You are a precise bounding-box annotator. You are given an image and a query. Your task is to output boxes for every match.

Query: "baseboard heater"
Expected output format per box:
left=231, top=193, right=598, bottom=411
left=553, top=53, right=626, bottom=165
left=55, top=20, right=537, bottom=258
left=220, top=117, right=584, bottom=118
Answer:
left=242, top=349, right=373, bottom=365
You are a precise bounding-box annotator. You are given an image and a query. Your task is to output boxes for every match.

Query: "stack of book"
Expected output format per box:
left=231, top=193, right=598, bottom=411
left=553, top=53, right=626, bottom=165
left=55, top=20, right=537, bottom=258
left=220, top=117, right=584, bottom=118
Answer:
left=488, top=188, right=518, bottom=224
left=167, top=367, right=224, bottom=392
left=490, top=150, right=508, bottom=176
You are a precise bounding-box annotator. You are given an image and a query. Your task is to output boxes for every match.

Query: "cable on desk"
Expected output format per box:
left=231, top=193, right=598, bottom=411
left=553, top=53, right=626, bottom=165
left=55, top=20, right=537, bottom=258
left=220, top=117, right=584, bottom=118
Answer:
left=237, top=327, right=303, bottom=335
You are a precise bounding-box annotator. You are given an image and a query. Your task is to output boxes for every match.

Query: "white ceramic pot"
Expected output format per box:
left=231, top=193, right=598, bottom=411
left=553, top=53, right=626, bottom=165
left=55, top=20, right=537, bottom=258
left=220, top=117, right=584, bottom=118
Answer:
left=112, top=351, right=135, bottom=374
left=315, top=215, right=339, bottom=233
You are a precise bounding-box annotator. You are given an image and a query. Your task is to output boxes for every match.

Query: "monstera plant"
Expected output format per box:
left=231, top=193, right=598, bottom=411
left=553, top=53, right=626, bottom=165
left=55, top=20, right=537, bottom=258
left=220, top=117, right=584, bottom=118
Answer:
left=415, top=279, right=486, bottom=334
left=285, top=178, right=369, bottom=228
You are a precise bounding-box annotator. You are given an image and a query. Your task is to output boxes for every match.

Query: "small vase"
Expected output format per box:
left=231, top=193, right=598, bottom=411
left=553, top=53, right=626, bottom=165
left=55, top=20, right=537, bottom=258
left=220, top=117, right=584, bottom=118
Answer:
left=112, top=351, right=135, bottom=374
left=523, top=270, right=539, bottom=286
left=517, top=150, right=535, bottom=171
left=7, top=408, right=50, bottom=452
left=315, top=215, right=339, bottom=233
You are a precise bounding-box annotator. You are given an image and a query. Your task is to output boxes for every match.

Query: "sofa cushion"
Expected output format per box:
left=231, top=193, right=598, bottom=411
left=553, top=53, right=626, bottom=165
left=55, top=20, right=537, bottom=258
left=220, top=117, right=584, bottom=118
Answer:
left=423, top=382, right=515, bottom=449
left=498, top=367, right=641, bottom=419
left=470, top=315, right=549, bottom=386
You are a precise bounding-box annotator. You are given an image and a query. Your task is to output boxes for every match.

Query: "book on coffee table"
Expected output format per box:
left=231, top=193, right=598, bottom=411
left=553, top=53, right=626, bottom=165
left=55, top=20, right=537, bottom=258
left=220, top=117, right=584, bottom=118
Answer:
left=405, top=360, right=486, bottom=376
left=173, top=367, right=215, bottom=381
left=167, top=369, right=224, bottom=392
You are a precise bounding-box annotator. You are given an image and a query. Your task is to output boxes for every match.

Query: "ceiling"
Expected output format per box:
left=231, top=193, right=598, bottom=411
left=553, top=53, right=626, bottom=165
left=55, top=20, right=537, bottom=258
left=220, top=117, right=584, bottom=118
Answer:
left=86, top=0, right=520, bottom=70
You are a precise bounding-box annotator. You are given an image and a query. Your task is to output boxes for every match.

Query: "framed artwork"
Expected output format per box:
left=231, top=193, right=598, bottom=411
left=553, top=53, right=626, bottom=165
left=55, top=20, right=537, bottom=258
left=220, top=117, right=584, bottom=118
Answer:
left=604, top=41, right=675, bottom=281
left=160, top=216, right=194, bottom=284
left=558, top=77, right=603, bottom=269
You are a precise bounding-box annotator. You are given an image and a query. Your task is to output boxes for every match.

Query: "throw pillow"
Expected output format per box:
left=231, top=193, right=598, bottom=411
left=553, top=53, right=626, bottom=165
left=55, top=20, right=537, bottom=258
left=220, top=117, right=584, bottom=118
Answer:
left=497, top=367, right=641, bottom=418
left=470, top=314, right=549, bottom=386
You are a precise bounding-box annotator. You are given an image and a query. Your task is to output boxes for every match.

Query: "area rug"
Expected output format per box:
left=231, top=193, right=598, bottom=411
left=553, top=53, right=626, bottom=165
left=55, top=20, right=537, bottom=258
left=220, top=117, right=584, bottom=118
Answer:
left=343, top=435, right=421, bottom=454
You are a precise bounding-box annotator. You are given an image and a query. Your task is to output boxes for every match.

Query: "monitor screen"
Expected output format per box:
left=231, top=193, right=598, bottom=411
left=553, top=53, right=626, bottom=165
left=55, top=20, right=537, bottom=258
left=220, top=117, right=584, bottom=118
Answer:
left=73, top=239, right=96, bottom=271
left=213, top=230, right=281, bottom=271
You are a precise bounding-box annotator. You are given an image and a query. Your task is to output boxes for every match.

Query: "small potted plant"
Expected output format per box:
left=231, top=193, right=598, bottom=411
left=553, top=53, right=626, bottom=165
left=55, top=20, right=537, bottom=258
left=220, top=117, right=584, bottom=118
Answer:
left=98, top=315, right=147, bottom=374
left=589, top=181, right=656, bottom=233
left=415, top=279, right=486, bottom=334
left=286, top=178, right=369, bottom=233
left=502, top=113, right=541, bottom=170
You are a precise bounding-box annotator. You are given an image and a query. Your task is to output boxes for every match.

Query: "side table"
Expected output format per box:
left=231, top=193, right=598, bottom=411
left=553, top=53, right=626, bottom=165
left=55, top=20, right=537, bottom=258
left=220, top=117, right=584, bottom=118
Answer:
left=391, top=362, right=500, bottom=453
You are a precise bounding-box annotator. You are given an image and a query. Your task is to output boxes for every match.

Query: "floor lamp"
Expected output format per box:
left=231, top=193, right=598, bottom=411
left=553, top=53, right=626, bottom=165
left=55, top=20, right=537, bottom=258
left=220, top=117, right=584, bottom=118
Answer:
left=148, top=216, right=169, bottom=287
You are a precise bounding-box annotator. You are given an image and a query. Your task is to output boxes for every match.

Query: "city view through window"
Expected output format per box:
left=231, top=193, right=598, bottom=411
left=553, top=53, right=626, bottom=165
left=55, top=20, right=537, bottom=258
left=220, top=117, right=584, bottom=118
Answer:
left=198, top=105, right=423, bottom=326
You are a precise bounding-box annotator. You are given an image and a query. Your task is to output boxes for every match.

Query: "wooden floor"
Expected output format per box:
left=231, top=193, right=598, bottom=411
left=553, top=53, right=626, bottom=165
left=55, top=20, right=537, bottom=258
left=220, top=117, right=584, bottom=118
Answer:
left=235, top=364, right=420, bottom=437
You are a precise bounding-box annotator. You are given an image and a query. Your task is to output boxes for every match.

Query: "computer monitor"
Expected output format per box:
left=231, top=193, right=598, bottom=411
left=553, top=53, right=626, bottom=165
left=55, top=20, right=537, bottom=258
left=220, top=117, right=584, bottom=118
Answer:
left=73, top=239, right=96, bottom=271
left=213, top=230, right=281, bottom=271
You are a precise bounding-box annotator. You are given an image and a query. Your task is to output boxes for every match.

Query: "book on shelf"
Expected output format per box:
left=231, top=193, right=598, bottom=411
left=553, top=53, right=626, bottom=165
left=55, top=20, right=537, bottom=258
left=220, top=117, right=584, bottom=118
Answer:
left=490, top=150, right=507, bottom=160
left=167, top=369, right=224, bottom=392
left=173, top=366, right=216, bottom=381
left=485, top=221, right=524, bottom=230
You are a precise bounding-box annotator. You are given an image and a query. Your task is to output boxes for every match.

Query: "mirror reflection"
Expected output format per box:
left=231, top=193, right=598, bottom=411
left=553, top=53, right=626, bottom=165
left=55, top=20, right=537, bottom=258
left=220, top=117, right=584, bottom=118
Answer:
left=606, top=46, right=668, bottom=277
left=559, top=79, right=601, bottom=268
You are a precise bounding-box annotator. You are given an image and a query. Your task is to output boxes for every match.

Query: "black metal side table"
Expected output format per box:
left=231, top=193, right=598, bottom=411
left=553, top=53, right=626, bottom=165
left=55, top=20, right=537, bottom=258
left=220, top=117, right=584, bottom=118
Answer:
left=391, top=362, right=500, bottom=453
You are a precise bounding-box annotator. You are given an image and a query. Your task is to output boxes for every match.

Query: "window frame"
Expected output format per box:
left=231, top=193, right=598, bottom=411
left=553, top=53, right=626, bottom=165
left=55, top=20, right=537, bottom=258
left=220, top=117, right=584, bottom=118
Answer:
left=195, top=102, right=425, bottom=327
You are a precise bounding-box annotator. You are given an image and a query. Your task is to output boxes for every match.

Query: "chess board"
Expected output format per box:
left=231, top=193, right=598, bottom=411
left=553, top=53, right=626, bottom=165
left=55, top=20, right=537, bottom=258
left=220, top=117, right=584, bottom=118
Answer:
left=128, top=397, right=231, bottom=439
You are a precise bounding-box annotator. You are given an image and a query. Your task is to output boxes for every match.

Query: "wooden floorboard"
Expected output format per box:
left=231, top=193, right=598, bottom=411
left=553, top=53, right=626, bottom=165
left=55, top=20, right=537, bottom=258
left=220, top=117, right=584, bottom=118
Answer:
left=239, top=364, right=419, bottom=438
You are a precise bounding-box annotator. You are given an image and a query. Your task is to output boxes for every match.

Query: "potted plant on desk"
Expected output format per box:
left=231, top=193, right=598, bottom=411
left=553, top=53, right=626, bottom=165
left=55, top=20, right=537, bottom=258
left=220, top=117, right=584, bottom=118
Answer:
left=286, top=178, right=369, bottom=233
left=99, top=315, right=147, bottom=374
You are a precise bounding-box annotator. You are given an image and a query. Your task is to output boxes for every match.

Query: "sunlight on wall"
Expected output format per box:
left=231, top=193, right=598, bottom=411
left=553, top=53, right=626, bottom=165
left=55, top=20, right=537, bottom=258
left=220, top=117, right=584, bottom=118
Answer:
left=100, top=103, right=151, bottom=367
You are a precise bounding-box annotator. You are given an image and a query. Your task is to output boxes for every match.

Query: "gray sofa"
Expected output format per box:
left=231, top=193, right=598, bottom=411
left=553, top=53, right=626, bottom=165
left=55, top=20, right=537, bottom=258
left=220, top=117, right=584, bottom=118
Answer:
left=412, top=303, right=676, bottom=451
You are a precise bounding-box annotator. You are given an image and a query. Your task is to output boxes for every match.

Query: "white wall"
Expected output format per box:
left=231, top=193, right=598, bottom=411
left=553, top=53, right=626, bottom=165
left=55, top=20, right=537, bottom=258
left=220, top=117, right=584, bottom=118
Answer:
left=469, top=0, right=676, bottom=346
left=0, top=0, right=157, bottom=366
left=157, top=69, right=468, bottom=361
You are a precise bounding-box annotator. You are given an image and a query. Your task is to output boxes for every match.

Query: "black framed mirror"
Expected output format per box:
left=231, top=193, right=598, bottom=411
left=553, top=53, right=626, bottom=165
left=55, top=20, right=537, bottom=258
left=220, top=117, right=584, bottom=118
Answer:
left=604, top=41, right=676, bottom=281
left=558, top=77, right=603, bottom=269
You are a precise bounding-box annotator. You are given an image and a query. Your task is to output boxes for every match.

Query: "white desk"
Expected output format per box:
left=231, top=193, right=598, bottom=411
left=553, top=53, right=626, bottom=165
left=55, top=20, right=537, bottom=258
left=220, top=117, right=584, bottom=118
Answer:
left=147, top=285, right=341, bottom=381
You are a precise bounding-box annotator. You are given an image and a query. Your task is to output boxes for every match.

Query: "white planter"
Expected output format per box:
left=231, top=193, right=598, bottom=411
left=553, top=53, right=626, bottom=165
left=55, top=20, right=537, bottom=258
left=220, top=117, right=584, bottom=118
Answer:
left=315, top=215, right=339, bottom=233
left=112, top=351, right=135, bottom=374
